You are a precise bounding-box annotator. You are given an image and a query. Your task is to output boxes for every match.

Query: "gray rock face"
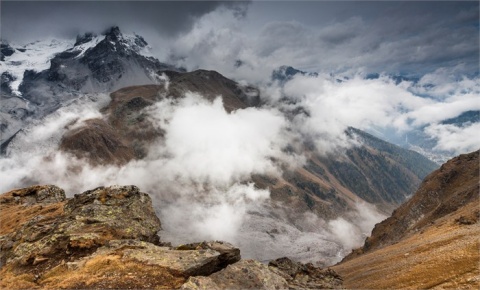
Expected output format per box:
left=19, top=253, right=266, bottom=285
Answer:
left=105, top=239, right=240, bottom=277
left=182, top=259, right=290, bottom=290
left=1, top=185, right=161, bottom=267
left=175, top=241, right=241, bottom=274
left=4, top=184, right=66, bottom=205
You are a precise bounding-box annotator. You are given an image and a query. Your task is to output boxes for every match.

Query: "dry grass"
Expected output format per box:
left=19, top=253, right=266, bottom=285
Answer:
left=0, top=195, right=65, bottom=235
left=0, top=271, right=39, bottom=289
left=332, top=201, right=480, bottom=289
left=1, top=254, right=187, bottom=289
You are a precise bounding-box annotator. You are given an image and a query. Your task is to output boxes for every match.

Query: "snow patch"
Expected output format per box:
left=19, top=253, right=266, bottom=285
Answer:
left=1, top=39, right=72, bottom=96
left=73, top=35, right=103, bottom=59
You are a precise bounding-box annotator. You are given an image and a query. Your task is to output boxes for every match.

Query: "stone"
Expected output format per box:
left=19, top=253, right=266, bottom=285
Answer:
left=269, top=257, right=343, bottom=289
left=3, top=185, right=161, bottom=267
left=175, top=241, right=241, bottom=273
left=200, top=259, right=289, bottom=290
left=180, top=276, right=222, bottom=290
left=103, top=239, right=239, bottom=276
left=9, top=185, right=66, bottom=205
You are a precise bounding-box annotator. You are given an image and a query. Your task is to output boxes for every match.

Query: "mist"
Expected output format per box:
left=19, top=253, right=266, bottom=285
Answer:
left=0, top=79, right=391, bottom=265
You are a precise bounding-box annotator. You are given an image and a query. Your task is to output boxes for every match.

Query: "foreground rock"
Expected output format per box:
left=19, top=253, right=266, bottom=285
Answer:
left=0, top=185, right=161, bottom=269
left=269, top=257, right=343, bottom=289
left=0, top=184, right=341, bottom=289
left=181, top=259, right=289, bottom=290
left=181, top=257, right=343, bottom=290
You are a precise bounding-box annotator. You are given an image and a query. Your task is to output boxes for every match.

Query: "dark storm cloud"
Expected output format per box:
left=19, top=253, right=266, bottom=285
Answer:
left=0, top=1, right=245, bottom=43
left=241, top=0, right=479, bottom=76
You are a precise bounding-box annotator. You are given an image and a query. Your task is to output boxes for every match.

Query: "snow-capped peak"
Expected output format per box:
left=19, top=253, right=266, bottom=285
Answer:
left=0, top=26, right=159, bottom=97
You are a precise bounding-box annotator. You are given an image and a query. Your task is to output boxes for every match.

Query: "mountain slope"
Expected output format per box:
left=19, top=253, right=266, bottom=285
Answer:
left=55, top=71, right=438, bottom=264
left=59, top=75, right=437, bottom=214
left=333, top=150, right=479, bottom=288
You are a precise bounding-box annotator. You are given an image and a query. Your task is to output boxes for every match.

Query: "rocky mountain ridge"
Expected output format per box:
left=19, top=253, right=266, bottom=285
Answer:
left=0, top=26, right=181, bottom=151
left=0, top=184, right=342, bottom=289
left=332, top=150, right=479, bottom=289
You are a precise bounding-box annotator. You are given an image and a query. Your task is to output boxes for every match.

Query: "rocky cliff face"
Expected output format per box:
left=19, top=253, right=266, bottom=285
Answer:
left=0, top=184, right=342, bottom=289
left=333, top=150, right=480, bottom=289
left=349, top=150, right=479, bottom=255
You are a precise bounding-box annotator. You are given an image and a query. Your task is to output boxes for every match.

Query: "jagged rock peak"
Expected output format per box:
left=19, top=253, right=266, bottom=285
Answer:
left=74, top=32, right=96, bottom=46
left=0, top=42, right=15, bottom=61
left=271, top=65, right=318, bottom=83
left=104, top=26, right=122, bottom=41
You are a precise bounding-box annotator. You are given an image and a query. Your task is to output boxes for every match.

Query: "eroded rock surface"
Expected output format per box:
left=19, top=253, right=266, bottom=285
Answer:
left=0, top=184, right=341, bottom=289
left=269, top=257, right=343, bottom=289
left=1, top=185, right=161, bottom=269
left=181, top=259, right=289, bottom=290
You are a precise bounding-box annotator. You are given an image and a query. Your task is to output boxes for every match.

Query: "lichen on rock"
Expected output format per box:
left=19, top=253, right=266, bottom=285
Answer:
left=0, top=184, right=343, bottom=289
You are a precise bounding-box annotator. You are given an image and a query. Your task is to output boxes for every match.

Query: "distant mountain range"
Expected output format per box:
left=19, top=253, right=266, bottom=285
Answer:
left=271, top=65, right=479, bottom=164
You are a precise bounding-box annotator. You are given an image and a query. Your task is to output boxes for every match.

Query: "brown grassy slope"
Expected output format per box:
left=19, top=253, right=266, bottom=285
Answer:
left=0, top=185, right=66, bottom=236
left=333, top=150, right=480, bottom=289
left=332, top=201, right=479, bottom=289
left=359, top=150, right=479, bottom=254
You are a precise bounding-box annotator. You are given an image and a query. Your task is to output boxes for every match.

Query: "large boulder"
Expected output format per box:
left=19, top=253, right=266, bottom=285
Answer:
left=91, top=239, right=240, bottom=276
left=1, top=184, right=66, bottom=205
left=1, top=185, right=161, bottom=268
left=268, top=257, right=343, bottom=289
left=181, top=259, right=289, bottom=290
left=175, top=241, right=241, bottom=274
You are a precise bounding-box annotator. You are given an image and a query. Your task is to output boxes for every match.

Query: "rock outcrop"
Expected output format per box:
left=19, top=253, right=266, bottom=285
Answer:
left=0, top=184, right=342, bottom=289
left=269, top=257, right=343, bottom=289
left=0, top=185, right=161, bottom=268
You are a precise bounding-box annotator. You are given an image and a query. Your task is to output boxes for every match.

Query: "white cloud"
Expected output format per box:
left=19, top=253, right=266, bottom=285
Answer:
left=425, top=122, right=480, bottom=154
left=0, top=92, right=294, bottom=247
left=144, top=93, right=292, bottom=186
left=328, top=202, right=387, bottom=252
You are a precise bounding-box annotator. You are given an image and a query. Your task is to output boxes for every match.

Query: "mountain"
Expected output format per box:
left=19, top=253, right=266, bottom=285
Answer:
left=0, top=27, right=181, bottom=152
left=333, top=150, right=479, bottom=288
left=441, top=110, right=480, bottom=126
left=271, top=65, right=318, bottom=84
left=271, top=65, right=479, bottom=164
left=56, top=68, right=438, bottom=264
left=1, top=27, right=439, bottom=265
left=60, top=69, right=262, bottom=162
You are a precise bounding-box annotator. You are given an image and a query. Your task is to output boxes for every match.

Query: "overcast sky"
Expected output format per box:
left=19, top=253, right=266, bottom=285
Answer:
left=2, top=1, right=478, bottom=78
